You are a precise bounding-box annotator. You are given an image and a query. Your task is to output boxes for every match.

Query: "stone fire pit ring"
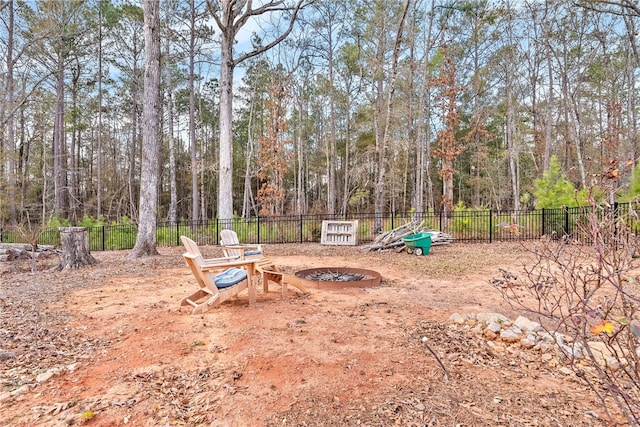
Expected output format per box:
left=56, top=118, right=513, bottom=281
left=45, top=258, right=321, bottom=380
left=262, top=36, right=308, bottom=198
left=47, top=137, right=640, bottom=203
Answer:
left=294, top=267, right=382, bottom=290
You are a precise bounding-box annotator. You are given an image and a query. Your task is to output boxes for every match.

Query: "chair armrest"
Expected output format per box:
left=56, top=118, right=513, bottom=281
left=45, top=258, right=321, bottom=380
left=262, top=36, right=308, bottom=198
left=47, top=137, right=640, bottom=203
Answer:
left=199, top=257, right=264, bottom=272
left=220, top=244, right=262, bottom=259
left=199, top=255, right=242, bottom=268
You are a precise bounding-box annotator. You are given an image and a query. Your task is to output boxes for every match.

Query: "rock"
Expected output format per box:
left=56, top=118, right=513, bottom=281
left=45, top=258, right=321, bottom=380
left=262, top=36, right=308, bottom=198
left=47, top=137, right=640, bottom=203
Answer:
left=486, top=321, right=502, bottom=333
left=486, top=341, right=506, bottom=352
left=558, top=367, right=573, bottom=376
left=536, top=342, right=557, bottom=353
left=449, top=312, right=461, bottom=321
left=36, top=368, right=59, bottom=384
left=541, top=353, right=554, bottom=362
left=476, top=313, right=509, bottom=325
left=538, top=332, right=555, bottom=343
left=585, top=341, right=613, bottom=366
left=520, top=337, right=536, bottom=349
left=559, top=343, right=583, bottom=360
left=500, top=329, right=521, bottom=343
left=484, top=329, right=498, bottom=340
left=10, top=385, right=29, bottom=396
left=513, top=315, right=542, bottom=333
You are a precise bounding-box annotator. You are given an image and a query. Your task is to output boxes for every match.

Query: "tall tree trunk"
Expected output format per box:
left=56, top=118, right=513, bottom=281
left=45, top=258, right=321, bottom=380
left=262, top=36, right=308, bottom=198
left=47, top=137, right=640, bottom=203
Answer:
left=506, top=83, right=520, bottom=211
left=542, top=4, right=553, bottom=172
left=129, top=0, right=161, bottom=258
left=166, top=32, right=177, bottom=223
left=341, top=87, right=352, bottom=216
left=128, top=51, right=140, bottom=221
left=218, top=27, right=235, bottom=223
left=189, top=0, right=199, bottom=222
left=97, top=2, right=103, bottom=219
left=624, top=15, right=639, bottom=161
left=373, top=0, right=411, bottom=232
left=53, top=52, right=68, bottom=218
left=5, top=0, right=17, bottom=224
left=207, top=0, right=307, bottom=222
left=296, top=96, right=306, bottom=215
left=69, top=59, right=81, bottom=224
left=242, top=95, right=257, bottom=218
left=327, top=29, right=337, bottom=215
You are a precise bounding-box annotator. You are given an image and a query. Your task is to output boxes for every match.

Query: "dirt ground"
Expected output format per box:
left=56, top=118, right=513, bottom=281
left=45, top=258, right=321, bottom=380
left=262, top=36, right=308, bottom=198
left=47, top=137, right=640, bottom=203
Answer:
left=0, top=242, right=622, bottom=426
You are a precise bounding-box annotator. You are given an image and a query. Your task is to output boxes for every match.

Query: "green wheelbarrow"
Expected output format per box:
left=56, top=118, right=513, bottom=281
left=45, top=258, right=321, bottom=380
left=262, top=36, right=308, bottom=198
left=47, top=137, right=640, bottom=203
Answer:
left=402, top=232, right=434, bottom=256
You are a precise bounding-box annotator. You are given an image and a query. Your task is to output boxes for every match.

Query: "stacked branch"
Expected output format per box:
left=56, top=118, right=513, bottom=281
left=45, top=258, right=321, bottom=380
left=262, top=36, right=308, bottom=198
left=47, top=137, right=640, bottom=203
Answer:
left=361, top=220, right=453, bottom=252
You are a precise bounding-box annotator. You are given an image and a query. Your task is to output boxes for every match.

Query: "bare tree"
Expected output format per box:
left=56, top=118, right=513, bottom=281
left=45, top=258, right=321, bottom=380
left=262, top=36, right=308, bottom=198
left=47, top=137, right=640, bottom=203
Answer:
left=128, top=0, right=161, bottom=258
left=4, top=0, right=17, bottom=224
left=205, top=0, right=309, bottom=222
left=372, top=0, right=411, bottom=232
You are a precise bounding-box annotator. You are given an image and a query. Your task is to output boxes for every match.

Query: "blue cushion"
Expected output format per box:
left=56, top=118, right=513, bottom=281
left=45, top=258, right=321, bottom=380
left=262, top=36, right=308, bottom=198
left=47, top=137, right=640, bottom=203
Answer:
left=245, top=250, right=262, bottom=256
left=212, top=268, right=247, bottom=288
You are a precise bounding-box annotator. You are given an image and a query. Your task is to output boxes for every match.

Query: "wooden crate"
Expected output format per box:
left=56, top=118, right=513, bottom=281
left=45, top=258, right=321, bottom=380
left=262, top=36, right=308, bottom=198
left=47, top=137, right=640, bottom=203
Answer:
left=320, top=220, right=358, bottom=246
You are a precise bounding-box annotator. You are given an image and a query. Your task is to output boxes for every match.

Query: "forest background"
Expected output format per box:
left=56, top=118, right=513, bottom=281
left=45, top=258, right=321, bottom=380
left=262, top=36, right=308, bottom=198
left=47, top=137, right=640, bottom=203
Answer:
left=1, top=0, right=639, bottom=230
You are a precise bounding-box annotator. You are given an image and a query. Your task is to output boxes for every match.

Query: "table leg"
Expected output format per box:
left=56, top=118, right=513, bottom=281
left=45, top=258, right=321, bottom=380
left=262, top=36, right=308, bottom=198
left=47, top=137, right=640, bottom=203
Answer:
left=247, top=264, right=256, bottom=304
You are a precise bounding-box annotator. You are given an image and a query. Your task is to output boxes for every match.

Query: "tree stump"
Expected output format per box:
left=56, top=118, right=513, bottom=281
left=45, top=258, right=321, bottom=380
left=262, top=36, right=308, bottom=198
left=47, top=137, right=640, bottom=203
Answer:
left=57, top=227, right=97, bottom=270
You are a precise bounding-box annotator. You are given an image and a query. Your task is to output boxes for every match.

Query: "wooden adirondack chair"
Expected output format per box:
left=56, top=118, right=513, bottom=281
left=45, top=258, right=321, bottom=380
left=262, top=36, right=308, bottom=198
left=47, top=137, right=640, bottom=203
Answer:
left=180, top=253, right=257, bottom=314
left=219, top=229, right=263, bottom=259
left=181, top=235, right=239, bottom=264
left=219, top=229, right=309, bottom=297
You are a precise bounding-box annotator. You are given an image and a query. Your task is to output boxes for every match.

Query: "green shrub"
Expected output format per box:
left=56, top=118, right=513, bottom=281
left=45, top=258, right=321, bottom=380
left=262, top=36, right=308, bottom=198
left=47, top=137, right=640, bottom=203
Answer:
left=534, top=156, right=585, bottom=208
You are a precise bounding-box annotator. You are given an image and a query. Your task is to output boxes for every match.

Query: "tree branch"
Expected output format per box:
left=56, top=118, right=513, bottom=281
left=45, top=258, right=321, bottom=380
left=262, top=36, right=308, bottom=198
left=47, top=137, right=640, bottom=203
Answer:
left=233, top=0, right=309, bottom=66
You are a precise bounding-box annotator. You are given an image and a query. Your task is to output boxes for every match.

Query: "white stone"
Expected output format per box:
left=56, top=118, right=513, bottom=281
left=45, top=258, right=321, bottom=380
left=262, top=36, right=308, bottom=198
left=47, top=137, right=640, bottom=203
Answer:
left=500, top=329, right=522, bottom=343
left=558, top=367, right=573, bottom=376
left=486, top=321, right=502, bottom=333
left=538, top=332, right=555, bottom=343
left=559, top=344, right=583, bottom=360
left=513, top=315, right=542, bottom=332
left=476, top=313, right=509, bottom=325
left=10, top=385, right=29, bottom=396
left=36, top=368, right=59, bottom=384
left=541, top=353, right=554, bottom=362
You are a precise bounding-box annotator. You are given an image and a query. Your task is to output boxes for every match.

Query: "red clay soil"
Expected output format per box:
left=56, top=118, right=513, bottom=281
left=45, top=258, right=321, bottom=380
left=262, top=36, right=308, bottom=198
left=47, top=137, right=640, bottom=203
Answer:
left=0, top=242, right=624, bottom=426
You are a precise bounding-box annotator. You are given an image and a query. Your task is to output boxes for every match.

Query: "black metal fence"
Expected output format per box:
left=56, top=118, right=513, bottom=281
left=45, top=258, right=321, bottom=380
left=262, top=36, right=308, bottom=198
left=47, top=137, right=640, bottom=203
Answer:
left=2, top=203, right=639, bottom=251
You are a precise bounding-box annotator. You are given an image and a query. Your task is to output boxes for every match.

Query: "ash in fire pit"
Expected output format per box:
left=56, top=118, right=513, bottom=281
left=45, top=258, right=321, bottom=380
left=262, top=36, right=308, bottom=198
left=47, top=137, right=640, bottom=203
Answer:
left=295, top=267, right=381, bottom=290
left=306, top=270, right=366, bottom=282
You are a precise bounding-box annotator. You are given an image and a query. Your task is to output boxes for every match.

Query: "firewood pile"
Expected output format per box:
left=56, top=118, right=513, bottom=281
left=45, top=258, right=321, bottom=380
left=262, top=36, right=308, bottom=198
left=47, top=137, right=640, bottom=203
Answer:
left=361, top=220, right=453, bottom=252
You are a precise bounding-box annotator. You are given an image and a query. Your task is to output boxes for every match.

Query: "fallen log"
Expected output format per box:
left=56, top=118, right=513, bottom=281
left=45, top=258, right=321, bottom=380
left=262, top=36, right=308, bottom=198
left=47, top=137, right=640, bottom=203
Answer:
left=0, top=243, right=59, bottom=260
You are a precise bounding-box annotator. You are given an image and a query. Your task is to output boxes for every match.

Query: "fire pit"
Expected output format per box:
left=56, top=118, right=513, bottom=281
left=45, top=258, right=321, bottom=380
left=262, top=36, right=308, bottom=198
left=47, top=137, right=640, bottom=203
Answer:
left=294, top=267, right=382, bottom=290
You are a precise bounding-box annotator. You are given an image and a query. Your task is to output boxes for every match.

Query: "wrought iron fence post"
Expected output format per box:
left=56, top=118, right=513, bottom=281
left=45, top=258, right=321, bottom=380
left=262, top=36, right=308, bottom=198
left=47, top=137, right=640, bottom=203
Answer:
left=541, top=208, right=546, bottom=236
left=257, top=216, right=261, bottom=244
left=101, top=225, right=105, bottom=251
left=564, top=206, right=569, bottom=236
left=176, top=218, right=180, bottom=246
left=299, top=215, right=303, bottom=243
left=489, top=209, right=493, bottom=243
